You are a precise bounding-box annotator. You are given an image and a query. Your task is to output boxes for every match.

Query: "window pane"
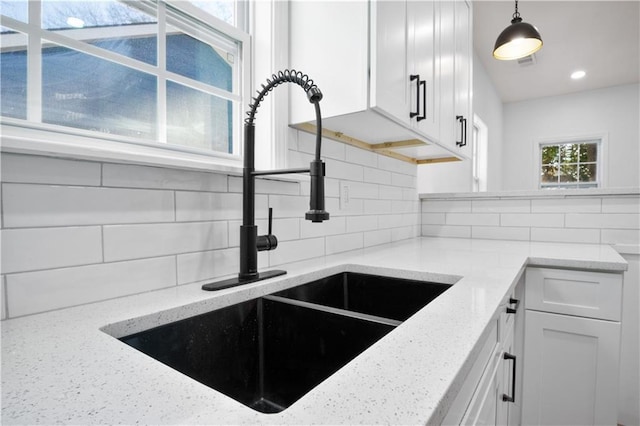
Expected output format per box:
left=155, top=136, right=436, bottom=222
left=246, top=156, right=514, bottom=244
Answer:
left=1, top=31, right=27, bottom=119
left=42, top=44, right=157, bottom=139
left=41, top=1, right=158, bottom=65
left=560, top=144, right=579, bottom=163
left=579, top=164, right=597, bottom=182
left=579, top=143, right=598, bottom=162
left=559, top=164, right=578, bottom=182
left=541, top=165, right=558, bottom=183
left=189, top=1, right=235, bottom=25
left=0, top=0, right=28, bottom=23
left=541, top=145, right=558, bottom=165
left=166, top=81, right=232, bottom=153
left=166, top=26, right=234, bottom=91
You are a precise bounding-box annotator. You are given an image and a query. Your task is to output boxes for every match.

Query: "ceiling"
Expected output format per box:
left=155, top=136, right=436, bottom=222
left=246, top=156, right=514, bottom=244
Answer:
left=473, top=0, right=640, bottom=103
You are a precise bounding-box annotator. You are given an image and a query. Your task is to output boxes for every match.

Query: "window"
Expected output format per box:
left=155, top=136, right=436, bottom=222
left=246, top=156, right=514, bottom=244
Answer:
left=539, top=140, right=600, bottom=189
left=0, top=0, right=248, bottom=159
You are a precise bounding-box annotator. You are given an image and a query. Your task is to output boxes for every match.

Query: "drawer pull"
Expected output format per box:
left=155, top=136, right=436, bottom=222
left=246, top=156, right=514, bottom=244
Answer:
left=502, top=352, right=517, bottom=403
left=506, top=297, right=520, bottom=314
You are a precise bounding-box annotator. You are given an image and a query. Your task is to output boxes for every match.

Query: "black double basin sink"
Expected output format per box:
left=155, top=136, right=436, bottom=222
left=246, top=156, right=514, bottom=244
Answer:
left=119, top=272, right=451, bottom=413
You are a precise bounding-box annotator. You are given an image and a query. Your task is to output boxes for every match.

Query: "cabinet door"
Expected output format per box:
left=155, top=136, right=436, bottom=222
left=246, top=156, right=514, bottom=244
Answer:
left=522, top=310, right=621, bottom=425
left=453, top=0, right=472, bottom=151
left=371, top=0, right=410, bottom=124
left=438, top=0, right=455, bottom=147
left=408, top=0, right=439, bottom=139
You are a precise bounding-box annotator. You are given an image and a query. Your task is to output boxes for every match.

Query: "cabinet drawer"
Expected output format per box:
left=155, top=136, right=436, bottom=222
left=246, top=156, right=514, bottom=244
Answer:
left=525, top=267, right=622, bottom=321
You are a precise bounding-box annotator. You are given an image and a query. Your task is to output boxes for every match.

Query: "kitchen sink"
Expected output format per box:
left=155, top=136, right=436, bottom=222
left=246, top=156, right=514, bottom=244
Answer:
left=118, top=272, right=452, bottom=413
left=272, top=272, right=452, bottom=321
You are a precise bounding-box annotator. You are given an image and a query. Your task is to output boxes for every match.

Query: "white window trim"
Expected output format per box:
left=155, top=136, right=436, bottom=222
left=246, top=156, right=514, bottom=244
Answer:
left=0, top=0, right=251, bottom=172
left=533, top=133, right=609, bottom=190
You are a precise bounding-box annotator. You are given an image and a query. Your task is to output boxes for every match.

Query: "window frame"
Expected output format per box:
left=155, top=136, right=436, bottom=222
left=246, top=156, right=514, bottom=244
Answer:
left=535, top=134, right=608, bottom=190
left=0, top=0, right=251, bottom=171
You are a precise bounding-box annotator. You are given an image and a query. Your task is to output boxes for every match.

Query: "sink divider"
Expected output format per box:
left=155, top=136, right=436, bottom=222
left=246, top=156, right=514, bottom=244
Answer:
left=262, top=295, right=402, bottom=328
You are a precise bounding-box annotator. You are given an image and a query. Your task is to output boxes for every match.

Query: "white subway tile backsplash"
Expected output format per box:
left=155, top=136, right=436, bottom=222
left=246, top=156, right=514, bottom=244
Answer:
left=6, top=257, right=176, bottom=317
left=287, top=149, right=314, bottom=169
left=1, top=227, right=103, bottom=273
left=422, top=200, right=472, bottom=213
left=1, top=276, right=6, bottom=320
left=336, top=197, right=364, bottom=216
left=472, top=226, right=530, bottom=241
left=346, top=215, right=378, bottom=233
left=364, top=229, right=392, bottom=247
left=228, top=218, right=301, bottom=247
left=531, top=198, right=601, bottom=213
left=421, top=213, right=446, bottom=225
left=381, top=185, right=405, bottom=200
left=269, top=194, right=311, bottom=218
left=177, top=247, right=238, bottom=285
left=364, top=199, right=392, bottom=215
left=176, top=192, right=242, bottom=222
left=298, top=132, right=345, bottom=161
left=326, top=233, right=363, bottom=255
left=392, top=200, right=418, bottom=214
left=378, top=155, right=416, bottom=176
left=472, top=199, right=530, bottom=213
left=3, top=184, right=174, bottom=227
left=566, top=213, right=640, bottom=229
left=300, top=216, right=346, bottom=238
left=531, top=227, right=601, bottom=244
left=601, top=229, right=640, bottom=246
left=344, top=181, right=379, bottom=199
left=500, top=213, right=564, bottom=228
left=391, top=172, right=416, bottom=188
left=602, top=197, right=640, bottom=213
left=326, top=159, right=364, bottom=181
left=269, top=237, right=325, bottom=266
left=446, top=213, right=500, bottom=226
left=345, top=145, right=377, bottom=167
left=103, top=163, right=228, bottom=191
left=363, top=166, right=392, bottom=185
left=391, top=225, right=419, bottom=242
left=1, top=154, right=101, bottom=186
left=422, top=224, right=471, bottom=238
left=380, top=213, right=406, bottom=229
left=103, top=221, right=228, bottom=262
left=228, top=176, right=300, bottom=195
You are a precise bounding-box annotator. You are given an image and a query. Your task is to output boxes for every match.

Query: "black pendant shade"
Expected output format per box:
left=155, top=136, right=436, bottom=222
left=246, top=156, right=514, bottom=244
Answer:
left=493, top=1, right=543, bottom=60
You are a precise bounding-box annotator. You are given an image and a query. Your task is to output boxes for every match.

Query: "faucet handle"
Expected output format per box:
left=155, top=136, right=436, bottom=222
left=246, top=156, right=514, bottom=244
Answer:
left=257, top=207, right=278, bottom=251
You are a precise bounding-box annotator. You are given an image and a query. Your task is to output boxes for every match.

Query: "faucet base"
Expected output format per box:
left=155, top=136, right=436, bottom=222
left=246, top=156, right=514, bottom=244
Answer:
left=202, top=269, right=287, bottom=291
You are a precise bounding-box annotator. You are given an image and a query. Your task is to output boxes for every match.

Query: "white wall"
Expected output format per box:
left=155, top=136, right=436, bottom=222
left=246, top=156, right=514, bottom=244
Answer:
left=418, top=52, right=503, bottom=194
left=502, top=83, right=640, bottom=190
left=471, top=52, right=504, bottom=192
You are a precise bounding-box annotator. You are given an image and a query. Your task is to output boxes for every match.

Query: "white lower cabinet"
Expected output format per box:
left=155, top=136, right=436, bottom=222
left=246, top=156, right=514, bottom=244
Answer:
left=521, top=267, right=623, bottom=426
left=443, top=278, right=523, bottom=425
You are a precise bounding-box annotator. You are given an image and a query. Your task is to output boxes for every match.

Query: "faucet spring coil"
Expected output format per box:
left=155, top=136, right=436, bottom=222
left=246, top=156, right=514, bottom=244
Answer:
left=245, top=69, right=321, bottom=125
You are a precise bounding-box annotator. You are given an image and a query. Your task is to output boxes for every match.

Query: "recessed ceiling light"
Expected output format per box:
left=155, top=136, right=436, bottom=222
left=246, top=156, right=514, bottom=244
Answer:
left=66, top=17, right=85, bottom=28
left=571, top=70, right=586, bottom=80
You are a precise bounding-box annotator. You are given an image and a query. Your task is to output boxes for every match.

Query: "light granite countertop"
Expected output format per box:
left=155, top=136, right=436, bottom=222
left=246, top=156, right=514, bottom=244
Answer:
left=1, top=237, right=627, bottom=425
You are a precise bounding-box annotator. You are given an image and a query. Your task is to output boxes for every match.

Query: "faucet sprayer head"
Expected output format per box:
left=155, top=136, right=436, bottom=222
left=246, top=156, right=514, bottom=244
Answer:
left=306, top=159, right=330, bottom=223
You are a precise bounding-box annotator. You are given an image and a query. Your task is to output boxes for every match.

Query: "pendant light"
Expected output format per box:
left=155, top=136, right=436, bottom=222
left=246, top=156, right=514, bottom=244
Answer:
left=493, top=0, right=543, bottom=60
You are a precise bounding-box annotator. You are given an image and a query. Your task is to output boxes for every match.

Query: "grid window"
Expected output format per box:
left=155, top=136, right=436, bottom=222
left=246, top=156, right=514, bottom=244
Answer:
left=0, top=0, right=247, bottom=158
left=540, top=140, right=600, bottom=189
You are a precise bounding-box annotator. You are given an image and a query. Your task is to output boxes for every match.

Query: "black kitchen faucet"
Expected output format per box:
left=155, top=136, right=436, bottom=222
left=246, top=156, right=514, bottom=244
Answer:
left=202, top=70, right=329, bottom=291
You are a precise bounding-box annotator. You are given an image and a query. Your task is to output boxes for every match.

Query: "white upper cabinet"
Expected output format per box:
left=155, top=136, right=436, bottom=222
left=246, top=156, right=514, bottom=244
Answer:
left=439, top=0, right=472, bottom=153
left=289, top=0, right=473, bottom=163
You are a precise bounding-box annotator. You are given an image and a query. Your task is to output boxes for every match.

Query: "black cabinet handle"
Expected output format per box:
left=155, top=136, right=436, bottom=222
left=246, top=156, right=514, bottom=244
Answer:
left=506, top=297, right=520, bottom=314
left=502, top=352, right=517, bottom=403
left=456, top=115, right=467, bottom=147
left=410, top=75, right=420, bottom=119
left=417, top=79, right=427, bottom=121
